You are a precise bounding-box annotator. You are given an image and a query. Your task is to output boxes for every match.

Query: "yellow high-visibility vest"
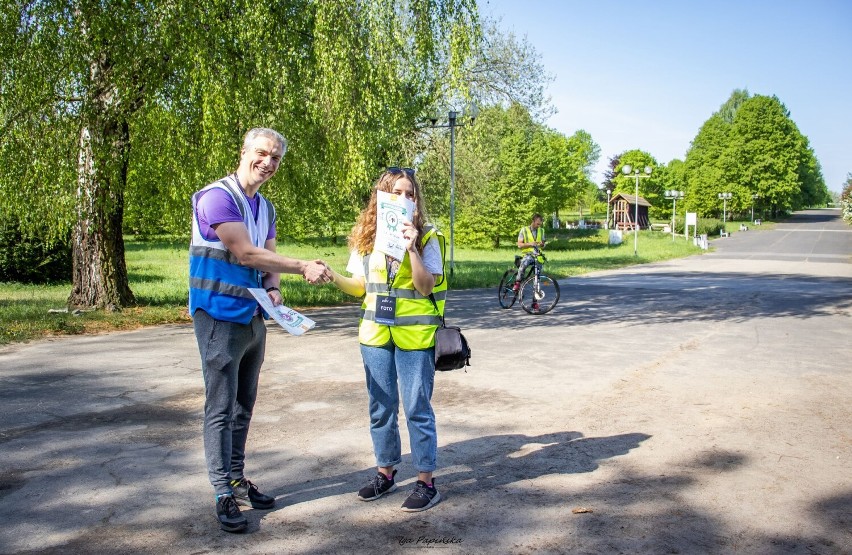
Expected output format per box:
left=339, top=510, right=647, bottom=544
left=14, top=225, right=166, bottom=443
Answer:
left=358, top=226, right=447, bottom=349
left=520, top=226, right=544, bottom=254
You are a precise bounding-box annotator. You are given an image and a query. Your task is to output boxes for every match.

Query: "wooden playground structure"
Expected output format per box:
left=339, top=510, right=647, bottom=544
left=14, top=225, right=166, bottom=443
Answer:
left=609, top=193, right=652, bottom=230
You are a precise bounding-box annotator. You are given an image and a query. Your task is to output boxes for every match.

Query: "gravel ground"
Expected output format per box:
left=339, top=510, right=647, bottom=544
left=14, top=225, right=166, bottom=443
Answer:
left=1, top=209, right=850, bottom=554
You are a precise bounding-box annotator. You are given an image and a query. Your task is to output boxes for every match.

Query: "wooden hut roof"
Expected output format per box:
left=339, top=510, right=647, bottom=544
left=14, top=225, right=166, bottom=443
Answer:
left=610, top=192, right=652, bottom=207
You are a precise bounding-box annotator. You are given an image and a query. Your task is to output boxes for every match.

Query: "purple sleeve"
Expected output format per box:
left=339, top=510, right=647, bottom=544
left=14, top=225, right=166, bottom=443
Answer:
left=195, top=188, right=243, bottom=241
left=267, top=218, right=276, bottom=242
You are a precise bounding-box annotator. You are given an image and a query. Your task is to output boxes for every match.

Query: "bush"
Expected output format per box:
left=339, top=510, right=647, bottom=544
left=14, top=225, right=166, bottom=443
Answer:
left=669, top=217, right=725, bottom=236
left=546, top=229, right=605, bottom=251
left=697, top=218, right=726, bottom=236
left=0, top=222, right=72, bottom=284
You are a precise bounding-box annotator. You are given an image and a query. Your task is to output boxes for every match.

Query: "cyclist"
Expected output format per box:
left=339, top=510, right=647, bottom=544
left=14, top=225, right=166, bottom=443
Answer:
left=513, top=213, right=545, bottom=291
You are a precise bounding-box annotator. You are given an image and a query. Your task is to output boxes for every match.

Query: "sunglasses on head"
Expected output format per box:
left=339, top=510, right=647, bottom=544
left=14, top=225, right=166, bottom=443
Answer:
left=386, top=167, right=415, bottom=177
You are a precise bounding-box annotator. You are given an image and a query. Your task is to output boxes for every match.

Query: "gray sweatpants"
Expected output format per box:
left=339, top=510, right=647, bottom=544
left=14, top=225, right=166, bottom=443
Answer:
left=193, top=309, right=266, bottom=496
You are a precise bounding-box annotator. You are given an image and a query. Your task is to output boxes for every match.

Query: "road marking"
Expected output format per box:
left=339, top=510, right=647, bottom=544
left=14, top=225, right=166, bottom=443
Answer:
left=772, top=228, right=852, bottom=233
left=706, top=252, right=849, bottom=259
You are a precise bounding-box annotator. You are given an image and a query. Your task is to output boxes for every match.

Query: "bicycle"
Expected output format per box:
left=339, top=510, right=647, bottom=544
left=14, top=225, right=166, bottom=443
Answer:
left=497, top=247, right=560, bottom=314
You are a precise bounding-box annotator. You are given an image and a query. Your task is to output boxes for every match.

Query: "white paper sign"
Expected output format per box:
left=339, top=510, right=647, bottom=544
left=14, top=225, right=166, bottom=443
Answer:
left=248, top=288, right=316, bottom=336
left=374, top=190, right=415, bottom=260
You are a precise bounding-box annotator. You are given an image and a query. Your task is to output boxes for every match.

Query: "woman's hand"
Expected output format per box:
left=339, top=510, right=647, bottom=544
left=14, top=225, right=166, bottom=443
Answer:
left=324, top=263, right=366, bottom=298
left=401, top=221, right=419, bottom=252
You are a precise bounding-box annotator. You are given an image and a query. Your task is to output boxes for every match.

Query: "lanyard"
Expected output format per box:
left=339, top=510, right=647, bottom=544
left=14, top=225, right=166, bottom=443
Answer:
left=385, top=255, right=401, bottom=293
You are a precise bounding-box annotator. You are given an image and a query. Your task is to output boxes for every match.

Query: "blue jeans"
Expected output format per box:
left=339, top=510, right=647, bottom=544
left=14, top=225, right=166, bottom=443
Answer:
left=359, top=343, right=437, bottom=473
left=194, top=309, right=266, bottom=496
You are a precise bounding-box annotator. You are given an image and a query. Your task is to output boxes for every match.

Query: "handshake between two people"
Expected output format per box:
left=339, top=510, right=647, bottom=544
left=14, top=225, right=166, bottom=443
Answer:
left=298, top=220, right=424, bottom=287
left=265, top=259, right=333, bottom=308
left=301, top=260, right=333, bottom=285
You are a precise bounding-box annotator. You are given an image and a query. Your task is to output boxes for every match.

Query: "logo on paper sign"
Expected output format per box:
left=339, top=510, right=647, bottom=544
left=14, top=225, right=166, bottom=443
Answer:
left=280, top=311, right=304, bottom=326
left=380, top=201, right=408, bottom=220
left=384, top=210, right=399, bottom=232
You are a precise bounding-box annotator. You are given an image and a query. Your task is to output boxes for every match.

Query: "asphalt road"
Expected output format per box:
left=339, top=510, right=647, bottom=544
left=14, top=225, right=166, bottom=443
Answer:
left=1, top=208, right=850, bottom=554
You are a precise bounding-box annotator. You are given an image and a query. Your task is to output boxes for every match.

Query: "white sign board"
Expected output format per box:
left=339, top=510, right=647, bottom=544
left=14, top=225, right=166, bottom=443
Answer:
left=685, top=212, right=698, bottom=238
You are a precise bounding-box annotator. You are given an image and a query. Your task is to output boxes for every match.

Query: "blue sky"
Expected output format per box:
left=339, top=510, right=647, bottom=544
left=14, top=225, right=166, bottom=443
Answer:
left=479, top=0, right=851, bottom=193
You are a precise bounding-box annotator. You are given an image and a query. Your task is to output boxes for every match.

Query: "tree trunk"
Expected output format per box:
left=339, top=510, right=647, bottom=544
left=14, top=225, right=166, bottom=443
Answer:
left=67, top=57, right=135, bottom=309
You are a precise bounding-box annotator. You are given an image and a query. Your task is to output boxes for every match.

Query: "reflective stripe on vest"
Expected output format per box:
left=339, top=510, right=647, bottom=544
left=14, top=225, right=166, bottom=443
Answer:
left=364, top=282, right=448, bottom=300
left=358, top=226, right=446, bottom=349
left=188, top=176, right=271, bottom=324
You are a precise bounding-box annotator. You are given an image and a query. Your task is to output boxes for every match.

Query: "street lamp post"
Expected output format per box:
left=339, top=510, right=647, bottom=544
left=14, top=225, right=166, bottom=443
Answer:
left=664, top=190, right=684, bottom=241
left=718, top=192, right=732, bottom=236
left=621, top=165, right=652, bottom=256
left=751, top=194, right=759, bottom=223
left=605, top=184, right=614, bottom=230
left=427, top=105, right=477, bottom=275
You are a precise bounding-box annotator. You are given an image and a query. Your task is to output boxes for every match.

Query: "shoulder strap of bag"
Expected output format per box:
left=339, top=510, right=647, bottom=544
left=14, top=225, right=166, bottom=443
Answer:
left=428, top=293, right=446, bottom=328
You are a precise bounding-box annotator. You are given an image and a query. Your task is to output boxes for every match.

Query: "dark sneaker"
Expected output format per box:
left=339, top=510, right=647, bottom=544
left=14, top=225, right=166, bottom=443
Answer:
left=216, top=494, right=247, bottom=533
left=400, top=479, right=441, bottom=512
left=231, top=478, right=275, bottom=510
left=357, top=469, right=397, bottom=501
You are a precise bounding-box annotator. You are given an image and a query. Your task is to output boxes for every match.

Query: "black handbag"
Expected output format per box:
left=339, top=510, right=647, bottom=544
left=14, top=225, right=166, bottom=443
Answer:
left=429, top=294, right=471, bottom=371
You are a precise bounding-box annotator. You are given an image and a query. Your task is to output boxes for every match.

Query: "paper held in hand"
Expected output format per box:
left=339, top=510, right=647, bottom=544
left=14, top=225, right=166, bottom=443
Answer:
left=374, top=190, right=415, bottom=260
left=248, top=288, right=316, bottom=336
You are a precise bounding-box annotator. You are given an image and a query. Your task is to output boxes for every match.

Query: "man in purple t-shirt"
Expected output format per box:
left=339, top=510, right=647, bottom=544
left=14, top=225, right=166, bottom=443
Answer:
left=195, top=187, right=276, bottom=242
left=190, top=128, right=331, bottom=533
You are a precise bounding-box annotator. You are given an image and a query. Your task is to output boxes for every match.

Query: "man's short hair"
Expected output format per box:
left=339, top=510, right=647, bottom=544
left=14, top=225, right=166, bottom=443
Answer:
left=242, top=128, right=288, bottom=155
left=532, top=213, right=543, bottom=222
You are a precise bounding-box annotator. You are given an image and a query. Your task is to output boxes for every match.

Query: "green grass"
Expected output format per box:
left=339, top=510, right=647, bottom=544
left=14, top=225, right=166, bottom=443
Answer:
left=0, top=230, right=704, bottom=345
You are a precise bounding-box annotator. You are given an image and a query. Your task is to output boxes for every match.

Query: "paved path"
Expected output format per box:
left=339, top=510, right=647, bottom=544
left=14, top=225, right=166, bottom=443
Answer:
left=1, top=209, right=850, bottom=554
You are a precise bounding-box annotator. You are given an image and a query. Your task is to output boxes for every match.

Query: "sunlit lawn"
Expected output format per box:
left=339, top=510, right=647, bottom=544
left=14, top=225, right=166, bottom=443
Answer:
left=0, top=229, right=706, bottom=345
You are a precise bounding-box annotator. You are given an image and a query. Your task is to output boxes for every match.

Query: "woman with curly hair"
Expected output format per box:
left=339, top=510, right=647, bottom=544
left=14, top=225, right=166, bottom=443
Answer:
left=326, top=167, right=445, bottom=512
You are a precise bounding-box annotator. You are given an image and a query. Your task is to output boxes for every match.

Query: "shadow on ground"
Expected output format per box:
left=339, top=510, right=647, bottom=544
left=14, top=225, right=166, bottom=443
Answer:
left=3, top=384, right=849, bottom=554
left=443, top=270, right=852, bottom=333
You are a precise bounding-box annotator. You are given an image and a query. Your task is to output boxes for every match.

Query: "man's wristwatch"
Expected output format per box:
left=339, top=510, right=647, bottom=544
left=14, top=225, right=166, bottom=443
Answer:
left=265, top=286, right=280, bottom=294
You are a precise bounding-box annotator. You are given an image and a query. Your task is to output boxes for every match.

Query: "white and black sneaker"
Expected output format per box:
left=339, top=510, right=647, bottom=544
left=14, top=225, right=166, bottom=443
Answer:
left=357, top=469, right=397, bottom=501
left=400, top=479, right=441, bottom=512
left=230, top=477, right=275, bottom=510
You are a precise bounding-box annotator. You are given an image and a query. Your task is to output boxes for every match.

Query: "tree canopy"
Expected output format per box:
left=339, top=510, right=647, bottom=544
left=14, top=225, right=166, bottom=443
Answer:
left=413, top=103, right=599, bottom=248
left=3, top=7, right=834, bottom=311
left=678, top=90, right=829, bottom=218
left=0, top=0, right=480, bottom=307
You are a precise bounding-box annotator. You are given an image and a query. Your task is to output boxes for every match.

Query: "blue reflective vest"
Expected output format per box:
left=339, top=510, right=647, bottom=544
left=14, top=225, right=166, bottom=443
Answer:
left=188, top=175, right=275, bottom=324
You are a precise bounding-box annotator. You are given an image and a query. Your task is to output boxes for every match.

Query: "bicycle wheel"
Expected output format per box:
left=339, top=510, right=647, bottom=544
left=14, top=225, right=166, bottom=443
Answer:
left=520, top=273, right=560, bottom=314
left=497, top=269, right=519, bottom=309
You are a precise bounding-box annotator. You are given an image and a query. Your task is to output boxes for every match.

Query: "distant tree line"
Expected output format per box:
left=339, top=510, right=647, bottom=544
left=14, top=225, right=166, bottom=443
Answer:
left=602, top=89, right=831, bottom=222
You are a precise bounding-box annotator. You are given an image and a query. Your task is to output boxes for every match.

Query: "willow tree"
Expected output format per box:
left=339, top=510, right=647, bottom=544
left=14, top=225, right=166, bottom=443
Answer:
left=1, top=0, right=478, bottom=308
